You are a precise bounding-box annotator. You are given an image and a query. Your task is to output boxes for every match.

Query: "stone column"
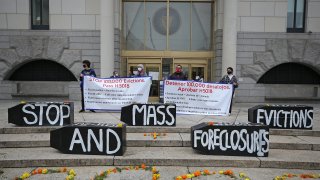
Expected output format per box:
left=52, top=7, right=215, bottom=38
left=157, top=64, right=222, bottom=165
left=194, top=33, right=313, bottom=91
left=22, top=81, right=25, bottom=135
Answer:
left=100, top=0, right=114, bottom=78
left=221, top=0, right=238, bottom=76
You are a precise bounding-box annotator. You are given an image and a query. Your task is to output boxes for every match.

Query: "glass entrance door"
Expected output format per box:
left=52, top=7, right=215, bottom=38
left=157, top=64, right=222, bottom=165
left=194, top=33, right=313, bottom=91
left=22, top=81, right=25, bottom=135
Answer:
left=173, top=59, right=208, bottom=81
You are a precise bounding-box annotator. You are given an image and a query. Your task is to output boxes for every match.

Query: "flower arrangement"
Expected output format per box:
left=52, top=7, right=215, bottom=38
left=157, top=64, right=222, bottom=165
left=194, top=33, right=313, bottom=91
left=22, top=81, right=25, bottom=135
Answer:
left=144, top=132, right=167, bottom=139
left=91, top=164, right=160, bottom=180
left=175, top=169, right=251, bottom=180
left=274, top=173, right=320, bottom=180
left=15, top=167, right=76, bottom=180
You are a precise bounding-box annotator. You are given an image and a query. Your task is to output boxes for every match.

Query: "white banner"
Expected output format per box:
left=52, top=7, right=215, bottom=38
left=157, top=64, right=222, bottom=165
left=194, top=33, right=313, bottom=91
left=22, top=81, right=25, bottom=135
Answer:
left=84, top=76, right=152, bottom=110
left=164, top=80, right=233, bottom=116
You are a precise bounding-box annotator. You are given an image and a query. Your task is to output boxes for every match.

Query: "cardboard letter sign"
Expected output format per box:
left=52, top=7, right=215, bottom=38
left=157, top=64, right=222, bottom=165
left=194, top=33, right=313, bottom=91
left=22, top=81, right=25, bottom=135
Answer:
left=192, top=122, right=269, bottom=157
left=8, top=102, right=74, bottom=126
left=121, top=103, right=176, bottom=126
left=248, top=105, right=313, bottom=129
left=50, top=122, right=126, bottom=156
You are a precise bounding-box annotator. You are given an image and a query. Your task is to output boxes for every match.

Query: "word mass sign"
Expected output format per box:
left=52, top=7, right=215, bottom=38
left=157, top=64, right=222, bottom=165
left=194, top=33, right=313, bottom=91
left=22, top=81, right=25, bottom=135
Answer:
left=50, top=122, right=126, bottom=156
left=248, top=105, right=313, bottom=129
left=8, top=102, right=74, bottom=126
left=192, top=122, right=269, bottom=157
left=121, top=104, right=176, bottom=126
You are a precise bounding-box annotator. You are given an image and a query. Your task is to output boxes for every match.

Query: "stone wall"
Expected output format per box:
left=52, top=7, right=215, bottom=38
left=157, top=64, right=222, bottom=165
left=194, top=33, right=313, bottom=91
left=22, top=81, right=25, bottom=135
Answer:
left=237, top=32, right=320, bottom=102
left=0, top=29, right=121, bottom=100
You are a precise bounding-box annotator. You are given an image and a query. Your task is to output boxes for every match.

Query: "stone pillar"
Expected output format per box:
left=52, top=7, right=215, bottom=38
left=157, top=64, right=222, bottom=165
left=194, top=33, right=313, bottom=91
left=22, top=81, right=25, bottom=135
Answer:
left=100, top=0, right=114, bottom=78
left=221, top=0, right=238, bottom=76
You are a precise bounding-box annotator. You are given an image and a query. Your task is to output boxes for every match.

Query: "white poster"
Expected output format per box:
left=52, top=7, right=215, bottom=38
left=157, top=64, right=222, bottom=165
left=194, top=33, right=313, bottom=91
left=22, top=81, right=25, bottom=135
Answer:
left=164, top=80, right=233, bottom=116
left=84, top=76, right=152, bottom=110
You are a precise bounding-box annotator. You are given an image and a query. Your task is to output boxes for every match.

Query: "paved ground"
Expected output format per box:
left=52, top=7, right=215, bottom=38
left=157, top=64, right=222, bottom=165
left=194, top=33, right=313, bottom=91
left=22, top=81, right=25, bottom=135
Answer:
left=0, top=100, right=320, bottom=179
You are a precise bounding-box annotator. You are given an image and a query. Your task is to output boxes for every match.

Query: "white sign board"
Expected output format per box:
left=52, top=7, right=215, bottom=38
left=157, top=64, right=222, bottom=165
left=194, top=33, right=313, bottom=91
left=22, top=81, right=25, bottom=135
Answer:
left=164, top=80, right=233, bottom=115
left=84, top=76, right=152, bottom=110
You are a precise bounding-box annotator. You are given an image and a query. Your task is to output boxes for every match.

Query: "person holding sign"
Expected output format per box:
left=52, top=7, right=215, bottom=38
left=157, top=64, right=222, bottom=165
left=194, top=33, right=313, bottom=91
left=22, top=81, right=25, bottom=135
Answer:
left=134, top=64, right=147, bottom=77
left=79, top=60, right=96, bottom=113
left=168, top=64, right=187, bottom=80
left=220, top=67, right=239, bottom=114
left=110, top=71, right=120, bottom=78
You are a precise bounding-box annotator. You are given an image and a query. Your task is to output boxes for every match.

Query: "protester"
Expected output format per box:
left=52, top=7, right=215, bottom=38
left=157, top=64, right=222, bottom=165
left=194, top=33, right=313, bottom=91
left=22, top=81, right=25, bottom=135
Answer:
left=168, top=64, right=187, bottom=80
left=110, top=71, right=120, bottom=78
left=134, top=64, right=147, bottom=77
left=219, top=67, right=239, bottom=114
left=79, top=60, right=96, bottom=113
left=194, top=75, right=204, bottom=82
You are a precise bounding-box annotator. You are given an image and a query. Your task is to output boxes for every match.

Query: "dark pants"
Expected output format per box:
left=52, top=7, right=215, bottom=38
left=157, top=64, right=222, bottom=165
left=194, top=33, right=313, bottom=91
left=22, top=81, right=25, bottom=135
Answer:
left=229, top=88, right=235, bottom=114
left=81, top=89, right=84, bottom=110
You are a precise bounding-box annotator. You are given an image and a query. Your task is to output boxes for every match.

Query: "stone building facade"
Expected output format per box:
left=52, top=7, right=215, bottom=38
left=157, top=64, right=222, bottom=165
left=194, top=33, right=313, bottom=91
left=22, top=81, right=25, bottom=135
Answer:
left=0, top=0, right=319, bottom=102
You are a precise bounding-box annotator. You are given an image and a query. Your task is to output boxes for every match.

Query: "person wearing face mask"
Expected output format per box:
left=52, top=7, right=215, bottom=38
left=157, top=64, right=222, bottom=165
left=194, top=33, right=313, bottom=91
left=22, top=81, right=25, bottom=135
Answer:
left=220, top=67, right=239, bottom=114
left=79, top=60, right=96, bottom=113
left=134, top=64, right=147, bottom=77
left=168, top=64, right=187, bottom=80
left=110, top=71, right=120, bottom=78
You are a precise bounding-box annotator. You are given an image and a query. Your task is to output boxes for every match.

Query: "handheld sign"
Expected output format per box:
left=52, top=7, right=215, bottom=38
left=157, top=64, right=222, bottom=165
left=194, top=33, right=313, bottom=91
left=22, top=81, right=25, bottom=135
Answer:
left=50, top=122, right=126, bottom=156
left=8, top=102, right=74, bottom=126
left=192, top=122, right=269, bottom=157
left=248, top=105, right=313, bottom=129
left=120, top=103, right=176, bottom=126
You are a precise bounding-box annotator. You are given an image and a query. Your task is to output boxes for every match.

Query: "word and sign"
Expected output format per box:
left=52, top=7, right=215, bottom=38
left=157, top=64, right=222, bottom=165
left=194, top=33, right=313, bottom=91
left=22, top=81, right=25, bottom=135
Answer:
left=248, top=105, right=313, bottom=129
left=192, top=122, right=269, bottom=157
left=8, top=102, right=73, bottom=126
left=50, top=122, right=126, bottom=156
left=83, top=76, right=151, bottom=110
left=121, top=104, right=176, bottom=126
left=164, top=80, right=233, bottom=115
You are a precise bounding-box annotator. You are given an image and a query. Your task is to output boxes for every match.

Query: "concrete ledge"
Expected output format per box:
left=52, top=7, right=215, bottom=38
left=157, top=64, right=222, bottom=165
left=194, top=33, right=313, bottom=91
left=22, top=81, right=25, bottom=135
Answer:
left=0, top=147, right=114, bottom=168
left=259, top=149, right=320, bottom=169
left=265, top=96, right=320, bottom=101
left=1, top=133, right=319, bottom=151
left=114, top=147, right=260, bottom=167
left=1, top=147, right=319, bottom=169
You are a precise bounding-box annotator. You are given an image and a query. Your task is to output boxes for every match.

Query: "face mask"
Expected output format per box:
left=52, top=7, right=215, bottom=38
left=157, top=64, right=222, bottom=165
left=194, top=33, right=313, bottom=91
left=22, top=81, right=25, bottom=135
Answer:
left=227, top=71, right=232, bottom=75
left=138, top=67, right=142, bottom=71
left=115, top=74, right=118, bottom=76
left=176, top=68, right=181, bottom=73
left=83, top=65, right=87, bottom=68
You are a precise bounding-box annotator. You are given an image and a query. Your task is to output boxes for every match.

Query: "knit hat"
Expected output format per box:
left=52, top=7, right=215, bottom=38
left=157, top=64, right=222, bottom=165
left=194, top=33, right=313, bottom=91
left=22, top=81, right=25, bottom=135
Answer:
left=137, top=64, right=144, bottom=69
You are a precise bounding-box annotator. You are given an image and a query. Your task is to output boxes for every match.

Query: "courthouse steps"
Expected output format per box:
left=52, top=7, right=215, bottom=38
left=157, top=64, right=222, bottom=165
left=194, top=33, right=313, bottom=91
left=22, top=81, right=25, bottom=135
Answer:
left=1, top=126, right=320, bottom=136
left=1, top=133, right=320, bottom=151
left=0, top=147, right=320, bottom=169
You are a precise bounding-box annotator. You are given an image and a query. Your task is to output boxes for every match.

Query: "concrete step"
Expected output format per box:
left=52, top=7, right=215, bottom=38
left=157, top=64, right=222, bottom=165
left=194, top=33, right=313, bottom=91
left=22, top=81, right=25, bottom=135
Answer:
left=0, top=147, right=319, bottom=169
left=1, top=126, right=320, bottom=136
left=2, top=166, right=320, bottom=180
left=1, top=133, right=320, bottom=151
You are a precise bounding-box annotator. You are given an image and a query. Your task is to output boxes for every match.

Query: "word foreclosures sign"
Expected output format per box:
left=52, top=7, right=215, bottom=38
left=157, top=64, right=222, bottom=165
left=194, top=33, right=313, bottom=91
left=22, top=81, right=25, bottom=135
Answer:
left=50, top=122, right=126, bottom=156
left=121, top=104, right=176, bottom=126
left=8, top=102, right=74, bottom=126
left=248, top=105, right=313, bottom=129
left=192, top=122, right=269, bottom=157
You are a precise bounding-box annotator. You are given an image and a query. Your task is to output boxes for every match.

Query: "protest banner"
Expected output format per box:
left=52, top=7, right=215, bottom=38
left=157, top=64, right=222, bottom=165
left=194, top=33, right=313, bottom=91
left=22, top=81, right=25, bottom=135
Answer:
left=248, top=105, right=313, bottom=129
left=50, top=122, right=126, bottom=156
left=164, top=80, right=233, bottom=115
left=83, top=76, right=152, bottom=110
left=192, top=122, right=269, bottom=157
left=8, top=102, right=73, bottom=126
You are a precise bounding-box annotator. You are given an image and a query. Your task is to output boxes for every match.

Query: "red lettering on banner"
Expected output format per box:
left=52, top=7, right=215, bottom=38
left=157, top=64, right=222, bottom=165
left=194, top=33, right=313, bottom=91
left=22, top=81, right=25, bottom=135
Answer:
left=166, top=81, right=186, bottom=86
